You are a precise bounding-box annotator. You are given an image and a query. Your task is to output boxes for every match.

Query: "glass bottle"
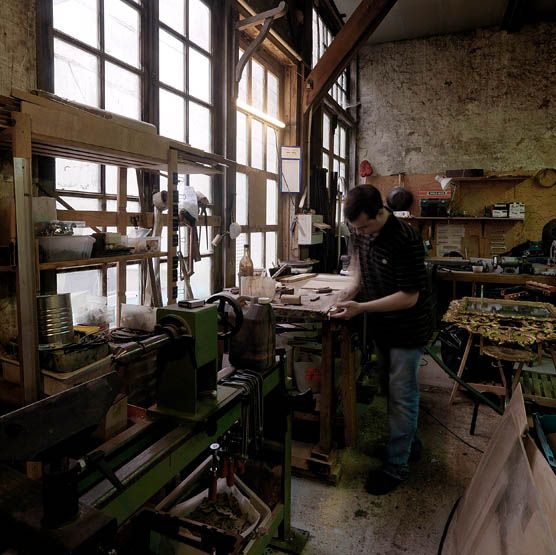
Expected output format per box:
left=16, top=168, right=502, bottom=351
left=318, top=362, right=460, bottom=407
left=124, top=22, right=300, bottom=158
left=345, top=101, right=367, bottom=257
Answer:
left=239, top=244, right=254, bottom=279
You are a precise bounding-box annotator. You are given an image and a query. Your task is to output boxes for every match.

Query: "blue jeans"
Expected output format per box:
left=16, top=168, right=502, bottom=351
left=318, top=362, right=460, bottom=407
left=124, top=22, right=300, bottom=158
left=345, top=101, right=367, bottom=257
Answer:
left=376, top=344, right=423, bottom=480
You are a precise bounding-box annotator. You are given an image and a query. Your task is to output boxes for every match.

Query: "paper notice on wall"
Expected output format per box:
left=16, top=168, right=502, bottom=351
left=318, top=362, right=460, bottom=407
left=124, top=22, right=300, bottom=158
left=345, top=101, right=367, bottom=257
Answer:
left=436, top=224, right=465, bottom=256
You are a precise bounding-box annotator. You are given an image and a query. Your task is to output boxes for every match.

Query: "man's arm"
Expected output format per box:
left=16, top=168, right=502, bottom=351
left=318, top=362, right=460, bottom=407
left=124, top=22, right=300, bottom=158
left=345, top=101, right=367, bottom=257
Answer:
left=331, top=290, right=418, bottom=320
left=336, top=255, right=361, bottom=302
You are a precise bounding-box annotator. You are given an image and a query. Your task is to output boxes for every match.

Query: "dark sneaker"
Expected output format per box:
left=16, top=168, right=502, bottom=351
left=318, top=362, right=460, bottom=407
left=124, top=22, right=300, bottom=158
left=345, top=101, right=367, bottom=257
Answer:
left=372, top=439, right=423, bottom=463
left=365, top=469, right=403, bottom=495
left=409, top=438, right=422, bottom=462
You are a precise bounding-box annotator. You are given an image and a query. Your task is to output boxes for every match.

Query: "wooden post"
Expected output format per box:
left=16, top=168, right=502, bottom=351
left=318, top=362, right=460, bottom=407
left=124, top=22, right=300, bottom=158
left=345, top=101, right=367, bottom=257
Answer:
left=12, top=112, right=40, bottom=403
left=316, top=319, right=334, bottom=454
left=167, top=149, right=178, bottom=305
left=341, top=325, right=357, bottom=446
left=116, top=167, right=127, bottom=325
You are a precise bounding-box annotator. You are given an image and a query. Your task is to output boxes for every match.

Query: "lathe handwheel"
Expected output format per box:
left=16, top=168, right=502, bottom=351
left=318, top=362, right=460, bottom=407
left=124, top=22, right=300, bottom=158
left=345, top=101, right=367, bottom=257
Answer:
left=206, top=294, right=244, bottom=339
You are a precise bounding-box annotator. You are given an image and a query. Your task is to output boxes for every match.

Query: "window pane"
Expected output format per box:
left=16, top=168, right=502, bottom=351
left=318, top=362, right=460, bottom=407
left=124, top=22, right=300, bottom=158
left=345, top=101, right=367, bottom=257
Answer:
left=159, top=0, right=185, bottom=35
left=104, top=0, right=140, bottom=68
left=126, top=263, right=140, bottom=304
left=58, top=197, right=101, bottom=210
left=266, top=179, right=277, bottom=225
left=188, top=101, right=211, bottom=152
left=339, top=162, right=346, bottom=180
left=265, top=232, right=277, bottom=270
left=190, top=256, right=212, bottom=298
left=251, top=60, right=264, bottom=111
left=197, top=227, right=213, bottom=255
left=266, top=127, right=277, bottom=174
left=54, top=39, right=99, bottom=106
left=322, top=152, right=329, bottom=172
left=189, top=0, right=211, bottom=52
left=159, top=88, right=185, bottom=141
left=190, top=174, right=212, bottom=202
left=57, top=270, right=101, bottom=297
left=251, top=119, right=263, bottom=170
left=105, top=167, right=139, bottom=196
left=251, top=232, right=263, bottom=269
left=159, top=30, right=185, bottom=91
left=267, top=72, right=279, bottom=118
left=236, top=173, right=248, bottom=226
left=105, top=62, right=140, bottom=119
left=333, top=126, right=340, bottom=155
left=340, top=127, right=347, bottom=158
left=322, top=113, right=330, bottom=150
left=127, top=200, right=141, bottom=212
left=333, top=158, right=340, bottom=178
left=188, top=48, right=211, bottom=103
left=236, top=111, right=247, bottom=165
left=106, top=199, right=117, bottom=211
left=56, top=158, right=100, bottom=193
left=238, top=50, right=248, bottom=103
left=54, top=0, right=98, bottom=47
left=312, top=9, right=318, bottom=67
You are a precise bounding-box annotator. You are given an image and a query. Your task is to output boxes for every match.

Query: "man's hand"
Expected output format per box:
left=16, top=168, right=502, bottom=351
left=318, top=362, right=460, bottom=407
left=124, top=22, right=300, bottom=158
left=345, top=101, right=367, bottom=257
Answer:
left=330, top=301, right=362, bottom=320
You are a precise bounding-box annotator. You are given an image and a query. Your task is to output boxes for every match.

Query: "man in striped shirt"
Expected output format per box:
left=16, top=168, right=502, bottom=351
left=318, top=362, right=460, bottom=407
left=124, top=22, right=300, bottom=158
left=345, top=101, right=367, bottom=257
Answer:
left=332, top=185, right=432, bottom=495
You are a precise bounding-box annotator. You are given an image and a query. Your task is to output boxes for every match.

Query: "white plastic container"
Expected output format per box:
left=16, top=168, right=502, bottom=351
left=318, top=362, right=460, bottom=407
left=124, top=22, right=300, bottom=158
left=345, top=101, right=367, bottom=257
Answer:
left=38, top=236, right=95, bottom=262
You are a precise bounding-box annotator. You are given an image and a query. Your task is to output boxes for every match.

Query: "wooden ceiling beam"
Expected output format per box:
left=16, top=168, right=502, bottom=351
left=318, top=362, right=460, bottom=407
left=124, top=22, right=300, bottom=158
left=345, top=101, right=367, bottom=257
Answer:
left=303, top=0, right=398, bottom=114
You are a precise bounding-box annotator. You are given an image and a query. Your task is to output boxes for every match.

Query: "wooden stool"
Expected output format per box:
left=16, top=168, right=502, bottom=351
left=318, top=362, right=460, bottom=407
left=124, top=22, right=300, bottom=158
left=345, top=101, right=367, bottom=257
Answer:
left=480, top=344, right=537, bottom=405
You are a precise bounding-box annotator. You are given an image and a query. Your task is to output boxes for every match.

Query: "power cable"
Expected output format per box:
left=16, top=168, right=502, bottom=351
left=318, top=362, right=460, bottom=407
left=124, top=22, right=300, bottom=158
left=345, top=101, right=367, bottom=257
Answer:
left=421, top=405, right=484, bottom=454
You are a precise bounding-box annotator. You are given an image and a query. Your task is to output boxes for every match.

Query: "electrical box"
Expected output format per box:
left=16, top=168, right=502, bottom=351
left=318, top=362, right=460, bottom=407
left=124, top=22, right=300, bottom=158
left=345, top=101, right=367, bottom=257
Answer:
left=508, top=202, right=525, bottom=220
left=297, top=214, right=324, bottom=245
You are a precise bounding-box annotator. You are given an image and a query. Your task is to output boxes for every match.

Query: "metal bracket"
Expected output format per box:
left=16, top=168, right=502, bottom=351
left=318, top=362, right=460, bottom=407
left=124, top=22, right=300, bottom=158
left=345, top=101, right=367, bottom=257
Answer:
left=235, top=1, right=287, bottom=92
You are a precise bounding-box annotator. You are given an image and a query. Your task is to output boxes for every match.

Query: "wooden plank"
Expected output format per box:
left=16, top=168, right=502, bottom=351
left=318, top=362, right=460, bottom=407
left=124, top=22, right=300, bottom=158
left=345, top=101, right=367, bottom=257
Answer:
left=167, top=149, right=178, bottom=306
left=541, top=374, right=553, bottom=399
left=532, top=373, right=543, bottom=398
left=21, top=101, right=170, bottom=164
left=12, top=112, right=40, bottom=404
left=12, top=88, right=158, bottom=135
left=303, top=0, right=398, bottom=112
left=38, top=252, right=163, bottom=271
left=116, top=168, right=127, bottom=326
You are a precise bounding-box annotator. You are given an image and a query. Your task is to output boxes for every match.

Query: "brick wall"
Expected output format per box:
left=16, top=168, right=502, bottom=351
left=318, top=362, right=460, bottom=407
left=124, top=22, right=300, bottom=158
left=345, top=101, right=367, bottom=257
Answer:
left=357, top=23, right=556, bottom=175
left=0, top=0, right=36, bottom=96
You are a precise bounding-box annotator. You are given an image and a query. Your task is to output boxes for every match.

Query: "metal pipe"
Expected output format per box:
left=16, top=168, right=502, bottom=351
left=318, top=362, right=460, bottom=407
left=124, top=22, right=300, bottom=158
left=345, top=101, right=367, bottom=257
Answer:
left=112, top=333, right=171, bottom=365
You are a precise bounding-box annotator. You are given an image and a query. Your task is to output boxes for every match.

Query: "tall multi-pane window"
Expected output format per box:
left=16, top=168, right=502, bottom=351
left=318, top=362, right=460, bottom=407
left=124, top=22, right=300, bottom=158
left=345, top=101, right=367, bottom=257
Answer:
left=158, top=0, right=213, bottom=152
left=53, top=0, right=142, bottom=120
left=50, top=0, right=216, bottom=306
left=235, top=50, right=281, bottom=282
left=311, top=8, right=348, bottom=109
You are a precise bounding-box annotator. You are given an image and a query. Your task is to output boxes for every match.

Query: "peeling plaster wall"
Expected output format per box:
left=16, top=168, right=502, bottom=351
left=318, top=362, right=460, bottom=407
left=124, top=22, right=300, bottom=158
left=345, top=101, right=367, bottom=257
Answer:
left=357, top=23, right=556, bottom=175
left=0, top=0, right=36, bottom=96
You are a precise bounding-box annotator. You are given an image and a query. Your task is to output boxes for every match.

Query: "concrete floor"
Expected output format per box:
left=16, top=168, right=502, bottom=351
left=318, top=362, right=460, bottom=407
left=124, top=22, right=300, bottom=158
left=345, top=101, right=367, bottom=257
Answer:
left=271, top=353, right=501, bottom=555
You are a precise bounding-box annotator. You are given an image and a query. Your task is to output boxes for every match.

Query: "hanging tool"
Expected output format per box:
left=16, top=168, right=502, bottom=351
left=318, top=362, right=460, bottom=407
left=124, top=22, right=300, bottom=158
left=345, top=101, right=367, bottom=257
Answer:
left=196, top=190, right=210, bottom=251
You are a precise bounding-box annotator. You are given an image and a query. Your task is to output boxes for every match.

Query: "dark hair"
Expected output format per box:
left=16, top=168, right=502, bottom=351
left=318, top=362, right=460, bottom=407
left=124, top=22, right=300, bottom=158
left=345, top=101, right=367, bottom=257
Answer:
left=344, top=185, right=383, bottom=222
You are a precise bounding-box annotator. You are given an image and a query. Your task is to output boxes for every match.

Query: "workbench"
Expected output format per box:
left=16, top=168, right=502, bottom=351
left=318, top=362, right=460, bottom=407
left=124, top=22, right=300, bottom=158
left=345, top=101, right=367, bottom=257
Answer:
left=437, top=269, right=556, bottom=298
left=269, top=274, right=358, bottom=479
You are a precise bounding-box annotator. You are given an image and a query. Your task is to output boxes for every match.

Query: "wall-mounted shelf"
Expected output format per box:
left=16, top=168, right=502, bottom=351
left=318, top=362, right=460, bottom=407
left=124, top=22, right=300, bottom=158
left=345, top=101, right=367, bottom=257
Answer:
left=39, top=251, right=163, bottom=271
left=406, top=217, right=524, bottom=222
left=452, top=175, right=529, bottom=182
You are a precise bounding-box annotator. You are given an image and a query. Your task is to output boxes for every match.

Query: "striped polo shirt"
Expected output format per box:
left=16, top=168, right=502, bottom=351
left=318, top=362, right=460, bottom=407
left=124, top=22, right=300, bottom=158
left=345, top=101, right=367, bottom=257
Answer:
left=352, top=214, right=432, bottom=348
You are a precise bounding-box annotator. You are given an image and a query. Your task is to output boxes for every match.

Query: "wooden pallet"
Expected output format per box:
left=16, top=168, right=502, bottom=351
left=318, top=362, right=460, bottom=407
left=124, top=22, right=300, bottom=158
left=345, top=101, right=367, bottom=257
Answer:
left=520, top=371, right=556, bottom=408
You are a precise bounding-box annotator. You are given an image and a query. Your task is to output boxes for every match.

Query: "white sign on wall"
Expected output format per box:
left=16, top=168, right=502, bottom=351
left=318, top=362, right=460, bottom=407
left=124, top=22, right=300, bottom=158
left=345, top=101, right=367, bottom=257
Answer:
left=280, top=146, right=302, bottom=194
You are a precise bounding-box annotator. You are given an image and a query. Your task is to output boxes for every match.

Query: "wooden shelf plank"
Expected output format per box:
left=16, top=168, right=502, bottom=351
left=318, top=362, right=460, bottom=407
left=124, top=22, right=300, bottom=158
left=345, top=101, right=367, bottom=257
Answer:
left=453, top=176, right=529, bottom=182
left=406, top=217, right=524, bottom=222
left=39, top=251, right=164, bottom=271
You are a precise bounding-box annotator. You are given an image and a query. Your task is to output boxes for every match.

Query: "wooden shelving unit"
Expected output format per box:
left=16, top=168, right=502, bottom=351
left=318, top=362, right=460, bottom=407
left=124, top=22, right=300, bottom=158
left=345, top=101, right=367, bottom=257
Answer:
left=39, top=251, right=164, bottom=271
left=452, top=175, right=529, bottom=182
left=408, top=216, right=525, bottom=222
left=0, top=90, right=230, bottom=405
